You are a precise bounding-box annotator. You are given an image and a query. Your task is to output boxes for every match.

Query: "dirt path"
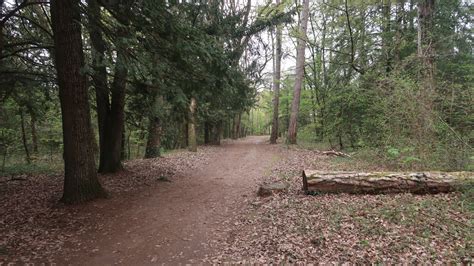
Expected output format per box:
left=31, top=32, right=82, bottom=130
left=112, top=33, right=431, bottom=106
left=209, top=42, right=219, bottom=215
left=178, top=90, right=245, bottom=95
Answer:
left=64, top=136, right=278, bottom=265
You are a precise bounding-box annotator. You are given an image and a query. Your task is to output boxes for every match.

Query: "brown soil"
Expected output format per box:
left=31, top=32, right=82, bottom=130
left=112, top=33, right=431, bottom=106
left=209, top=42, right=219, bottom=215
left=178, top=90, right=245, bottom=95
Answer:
left=61, top=136, right=278, bottom=265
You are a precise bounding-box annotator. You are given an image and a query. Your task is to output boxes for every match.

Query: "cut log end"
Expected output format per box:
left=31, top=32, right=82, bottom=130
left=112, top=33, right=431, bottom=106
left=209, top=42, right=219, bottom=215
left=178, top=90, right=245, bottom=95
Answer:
left=302, top=170, right=473, bottom=195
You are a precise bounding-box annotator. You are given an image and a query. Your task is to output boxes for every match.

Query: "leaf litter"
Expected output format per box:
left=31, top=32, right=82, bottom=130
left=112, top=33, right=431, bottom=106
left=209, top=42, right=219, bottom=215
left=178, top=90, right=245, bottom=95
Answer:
left=0, top=144, right=472, bottom=264
left=0, top=147, right=215, bottom=263
left=204, top=145, right=473, bottom=264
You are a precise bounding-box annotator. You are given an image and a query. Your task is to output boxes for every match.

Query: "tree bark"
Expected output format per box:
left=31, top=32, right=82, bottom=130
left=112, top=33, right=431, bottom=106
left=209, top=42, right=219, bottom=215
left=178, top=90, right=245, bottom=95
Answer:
left=145, top=117, right=162, bottom=158
left=270, top=1, right=282, bottom=144
left=232, top=113, right=241, bottom=139
left=145, top=95, right=162, bottom=158
left=302, top=170, right=472, bottom=194
left=19, top=108, right=31, bottom=164
left=99, top=42, right=127, bottom=172
left=214, top=121, right=223, bottom=145
left=206, top=121, right=221, bottom=145
left=381, top=0, right=392, bottom=73
left=51, top=0, right=106, bottom=204
left=204, top=121, right=211, bottom=144
left=87, top=0, right=109, bottom=169
left=121, top=123, right=127, bottom=160
left=287, top=0, right=310, bottom=144
left=394, top=0, right=404, bottom=64
left=417, top=0, right=436, bottom=137
left=29, top=109, right=38, bottom=153
left=87, top=0, right=128, bottom=173
left=417, top=0, right=435, bottom=94
left=188, top=97, right=197, bottom=152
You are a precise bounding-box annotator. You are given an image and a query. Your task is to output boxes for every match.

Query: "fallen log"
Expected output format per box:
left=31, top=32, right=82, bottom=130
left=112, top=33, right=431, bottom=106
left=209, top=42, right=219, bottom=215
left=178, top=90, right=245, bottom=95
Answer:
left=302, top=170, right=473, bottom=194
left=319, top=150, right=350, bottom=157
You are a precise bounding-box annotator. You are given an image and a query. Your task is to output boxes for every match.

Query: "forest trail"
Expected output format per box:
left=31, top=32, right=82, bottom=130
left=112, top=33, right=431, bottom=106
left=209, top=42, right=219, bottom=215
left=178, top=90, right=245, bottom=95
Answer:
left=65, top=136, right=278, bottom=265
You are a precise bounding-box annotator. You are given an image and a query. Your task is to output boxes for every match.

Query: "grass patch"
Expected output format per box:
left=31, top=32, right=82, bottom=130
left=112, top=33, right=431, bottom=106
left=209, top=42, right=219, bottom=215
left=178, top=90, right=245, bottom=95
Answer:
left=0, top=161, right=62, bottom=177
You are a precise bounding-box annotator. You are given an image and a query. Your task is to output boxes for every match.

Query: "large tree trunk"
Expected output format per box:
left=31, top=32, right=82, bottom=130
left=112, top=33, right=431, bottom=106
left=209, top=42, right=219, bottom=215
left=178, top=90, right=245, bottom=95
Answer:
left=287, top=0, right=310, bottom=144
left=87, top=0, right=110, bottom=170
left=270, top=2, right=282, bottom=144
left=302, top=170, right=473, bottom=194
left=99, top=43, right=127, bottom=172
left=187, top=97, right=197, bottom=152
left=51, top=0, right=106, bottom=204
left=87, top=0, right=128, bottom=173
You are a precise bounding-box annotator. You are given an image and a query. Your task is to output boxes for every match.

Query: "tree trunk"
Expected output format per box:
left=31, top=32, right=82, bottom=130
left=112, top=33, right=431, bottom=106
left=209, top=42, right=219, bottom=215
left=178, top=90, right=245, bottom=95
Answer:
left=207, top=121, right=221, bottom=145
left=417, top=0, right=436, bottom=94
left=88, top=0, right=128, bottom=173
left=270, top=3, right=282, bottom=144
left=87, top=0, right=110, bottom=170
left=187, top=97, right=197, bottom=152
left=51, top=0, right=106, bottom=204
left=287, top=0, right=310, bottom=144
left=381, top=0, right=392, bottom=73
left=204, top=121, right=211, bottom=144
left=302, top=170, right=473, bottom=194
left=145, top=117, right=162, bottom=158
left=99, top=43, right=127, bottom=172
left=127, top=129, right=131, bottom=160
left=19, top=108, right=31, bottom=164
left=417, top=0, right=436, bottom=138
left=121, top=124, right=127, bottom=160
left=394, top=0, right=404, bottom=64
left=231, top=115, right=237, bottom=139
left=214, top=121, right=223, bottom=145
left=29, top=111, right=38, bottom=153
left=183, top=120, right=188, bottom=148
left=145, top=95, right=162, bottom=158
left=232, top=113, right=241, bottom=139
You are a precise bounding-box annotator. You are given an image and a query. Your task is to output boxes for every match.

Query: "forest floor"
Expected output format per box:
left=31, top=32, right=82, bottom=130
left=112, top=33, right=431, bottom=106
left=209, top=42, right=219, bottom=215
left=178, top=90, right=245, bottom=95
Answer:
left=0, top=136, right=472, bottom=264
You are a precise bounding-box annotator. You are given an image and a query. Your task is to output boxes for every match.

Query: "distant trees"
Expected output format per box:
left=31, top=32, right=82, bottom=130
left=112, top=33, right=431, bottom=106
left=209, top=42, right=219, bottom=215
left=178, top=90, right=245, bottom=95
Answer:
left=255, top=0, right=472, bottom=170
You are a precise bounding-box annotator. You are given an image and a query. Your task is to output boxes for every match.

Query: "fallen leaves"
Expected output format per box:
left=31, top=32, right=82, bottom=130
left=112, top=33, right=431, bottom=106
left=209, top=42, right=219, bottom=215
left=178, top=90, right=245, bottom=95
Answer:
left=205, top=146, right=473, bottom=264
left=1, top=144, right=472, bottom=264
left=0, top=146, right=216, bottom=263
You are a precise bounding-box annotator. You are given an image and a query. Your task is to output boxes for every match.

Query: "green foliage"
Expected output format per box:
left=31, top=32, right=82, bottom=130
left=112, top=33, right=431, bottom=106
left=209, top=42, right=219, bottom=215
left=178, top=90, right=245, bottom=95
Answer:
left=271, top=0, right=474, bottom=171
left=458, top=180, right=474, bottom=213
left=1, top=0, right=472, bottom=174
